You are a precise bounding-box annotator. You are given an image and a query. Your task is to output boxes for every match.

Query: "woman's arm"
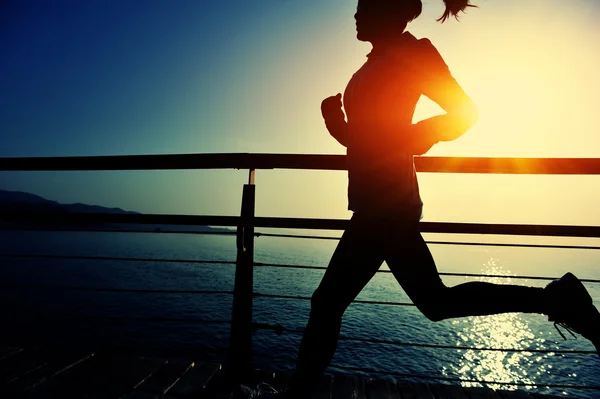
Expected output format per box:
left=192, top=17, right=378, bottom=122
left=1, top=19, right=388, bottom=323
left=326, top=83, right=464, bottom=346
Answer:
left=406, top=39, right=478, bottom=155
left=321, top=93, right=349, bottom=147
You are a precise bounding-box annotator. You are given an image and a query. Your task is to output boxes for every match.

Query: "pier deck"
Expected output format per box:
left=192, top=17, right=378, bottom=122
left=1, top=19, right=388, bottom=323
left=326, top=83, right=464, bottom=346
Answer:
left=0, top=345, right=578, bottom=399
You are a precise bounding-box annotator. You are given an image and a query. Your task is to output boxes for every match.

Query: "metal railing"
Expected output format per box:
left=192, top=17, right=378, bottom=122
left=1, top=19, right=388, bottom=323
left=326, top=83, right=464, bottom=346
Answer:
left=1, top=153, right=600, bottom=392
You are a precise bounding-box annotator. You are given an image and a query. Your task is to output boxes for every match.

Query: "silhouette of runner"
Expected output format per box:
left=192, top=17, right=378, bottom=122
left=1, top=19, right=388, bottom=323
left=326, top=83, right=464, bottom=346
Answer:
left=242, top=0, right=600, bottom=397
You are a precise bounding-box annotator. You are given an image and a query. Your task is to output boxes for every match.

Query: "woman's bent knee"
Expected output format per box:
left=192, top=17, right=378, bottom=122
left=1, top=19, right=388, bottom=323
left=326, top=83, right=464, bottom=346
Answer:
left=412, top=289, right=451, bottom=322
left=418, top=305, right=446, bottom=322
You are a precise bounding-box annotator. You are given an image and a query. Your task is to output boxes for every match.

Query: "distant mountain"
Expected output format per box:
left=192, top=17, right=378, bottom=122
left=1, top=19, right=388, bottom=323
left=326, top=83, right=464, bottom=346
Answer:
left=0, top=190, right=61, bottom=206
left=64, top=202, right=139, bottom=215
left=0, top=189, right=233, bottom=233
left=0, top=189, right=138, bottom=215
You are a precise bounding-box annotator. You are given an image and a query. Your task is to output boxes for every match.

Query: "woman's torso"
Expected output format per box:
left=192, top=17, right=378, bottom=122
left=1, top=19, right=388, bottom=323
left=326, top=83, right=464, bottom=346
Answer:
left=343, top=32, right=429, bottom=218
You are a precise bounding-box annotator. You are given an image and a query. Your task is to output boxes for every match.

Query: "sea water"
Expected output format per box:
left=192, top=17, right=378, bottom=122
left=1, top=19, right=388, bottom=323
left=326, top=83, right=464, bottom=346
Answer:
left=0, top=229, right=598, bottom=398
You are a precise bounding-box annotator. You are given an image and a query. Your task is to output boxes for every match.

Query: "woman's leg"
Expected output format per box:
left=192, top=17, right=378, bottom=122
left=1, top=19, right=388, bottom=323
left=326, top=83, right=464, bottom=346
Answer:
left=384, top=224, right=547, bottom=321
left=290, top=213, right=385, bottom=393
left=383, top=224, right=600, bottom=355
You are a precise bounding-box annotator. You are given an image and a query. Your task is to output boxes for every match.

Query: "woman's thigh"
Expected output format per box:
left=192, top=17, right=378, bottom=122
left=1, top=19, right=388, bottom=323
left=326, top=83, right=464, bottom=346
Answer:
left=383, top=225, right=446, bottom=306
left=312, top=214, right=385, bottom=314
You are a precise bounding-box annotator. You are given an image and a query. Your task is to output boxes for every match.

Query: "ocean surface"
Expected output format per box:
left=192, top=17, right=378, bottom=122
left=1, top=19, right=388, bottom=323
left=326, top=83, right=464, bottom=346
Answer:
left=0, top=229, right=599, bottom=398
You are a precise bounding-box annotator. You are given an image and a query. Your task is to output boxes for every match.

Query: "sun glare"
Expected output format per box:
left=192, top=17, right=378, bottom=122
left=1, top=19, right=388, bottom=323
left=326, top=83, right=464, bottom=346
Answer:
left=443, top=258, right=551, bottom=390
left=413, top=1, right=600, bottom=158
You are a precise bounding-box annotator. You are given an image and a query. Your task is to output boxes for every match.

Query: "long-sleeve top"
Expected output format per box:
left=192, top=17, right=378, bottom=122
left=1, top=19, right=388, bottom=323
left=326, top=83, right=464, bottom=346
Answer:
left=342, top=31, right=472, bottom=220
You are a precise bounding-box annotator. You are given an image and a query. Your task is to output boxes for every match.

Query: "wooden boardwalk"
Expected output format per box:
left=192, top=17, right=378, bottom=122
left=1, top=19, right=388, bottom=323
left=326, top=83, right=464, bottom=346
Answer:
left=0, top=345, right=579, bottom=398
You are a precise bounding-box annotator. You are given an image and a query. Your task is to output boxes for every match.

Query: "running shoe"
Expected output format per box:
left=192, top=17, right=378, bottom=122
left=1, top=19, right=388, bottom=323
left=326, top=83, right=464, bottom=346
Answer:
left=545, top=272, right=600, bottom=356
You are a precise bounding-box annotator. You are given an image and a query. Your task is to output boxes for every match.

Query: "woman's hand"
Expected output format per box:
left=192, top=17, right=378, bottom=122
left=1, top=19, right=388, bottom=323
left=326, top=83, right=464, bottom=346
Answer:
left=321, top=93, right=348, bottom=146
left=321, top=93, right=346, bottom=126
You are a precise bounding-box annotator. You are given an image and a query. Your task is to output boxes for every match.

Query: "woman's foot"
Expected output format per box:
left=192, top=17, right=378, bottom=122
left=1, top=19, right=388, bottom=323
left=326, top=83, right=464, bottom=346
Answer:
left=545, top=272, right=600, bottom=356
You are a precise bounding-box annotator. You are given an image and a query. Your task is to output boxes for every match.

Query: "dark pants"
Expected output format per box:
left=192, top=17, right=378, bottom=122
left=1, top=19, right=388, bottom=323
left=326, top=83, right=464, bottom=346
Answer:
left=290, top=212, right=547, bottom=393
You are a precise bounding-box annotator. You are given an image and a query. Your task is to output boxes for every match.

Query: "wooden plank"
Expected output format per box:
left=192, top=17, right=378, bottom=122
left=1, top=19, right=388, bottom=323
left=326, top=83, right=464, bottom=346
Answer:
left=2, top=350, right=93, bottom=396
left=463, top=385, right=503, bottom=399
left=0, top=347, right=51, bottom=385
left=396, top=381, right=435, bottom=399
left=529, top=394, right=570, bottom=399
left=427, top=383, right=470, bottom=399
left=331, top=375, right=356, bottom=399
left=496, top=390, right=535, bottom=399
left=91, top=354, right=166, bottom=399
left=124, top=359, right=195, bottom=399
left=312, top=374, right=332, bottom=399
left=0, top=345, right=23, bottom=360
left=354, top=377, right=366, bottom=399
left=164, top=362, right=221, bottom=398
left=364, top=378, right=399, bottom=399
left=268, top=372, right=351, bottom=399
left=28, top=351, right=166, bottom=398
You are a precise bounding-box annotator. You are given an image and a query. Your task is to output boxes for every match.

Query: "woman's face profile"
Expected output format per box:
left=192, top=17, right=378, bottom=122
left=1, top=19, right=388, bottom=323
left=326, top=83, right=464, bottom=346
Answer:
left=355, top=0, right=405, bottom=43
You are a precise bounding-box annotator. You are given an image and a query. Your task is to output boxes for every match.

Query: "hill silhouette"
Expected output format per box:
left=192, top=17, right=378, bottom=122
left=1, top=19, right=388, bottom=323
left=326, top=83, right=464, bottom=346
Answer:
left=0, top=189, right=232, bottom=233
left=0, top=189, right=139, bottom=215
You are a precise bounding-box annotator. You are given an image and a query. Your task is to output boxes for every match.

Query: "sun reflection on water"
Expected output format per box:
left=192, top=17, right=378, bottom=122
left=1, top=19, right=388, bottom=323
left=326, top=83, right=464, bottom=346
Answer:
left=442, top=257, right=551, bottom=391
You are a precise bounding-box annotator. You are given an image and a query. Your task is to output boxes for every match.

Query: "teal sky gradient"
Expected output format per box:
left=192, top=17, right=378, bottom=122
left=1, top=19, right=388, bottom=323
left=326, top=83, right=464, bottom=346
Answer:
left=2, top=0, right=600, bottom=226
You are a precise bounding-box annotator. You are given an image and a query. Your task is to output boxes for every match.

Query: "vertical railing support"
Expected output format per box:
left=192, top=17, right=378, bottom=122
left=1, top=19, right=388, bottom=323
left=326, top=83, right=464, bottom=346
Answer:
left=229, top=169, right=256, bottom=382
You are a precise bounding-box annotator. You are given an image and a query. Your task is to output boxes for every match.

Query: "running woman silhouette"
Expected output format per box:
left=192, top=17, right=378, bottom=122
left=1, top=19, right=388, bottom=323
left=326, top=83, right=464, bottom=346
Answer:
left=243, top=0, right=600, bottom=397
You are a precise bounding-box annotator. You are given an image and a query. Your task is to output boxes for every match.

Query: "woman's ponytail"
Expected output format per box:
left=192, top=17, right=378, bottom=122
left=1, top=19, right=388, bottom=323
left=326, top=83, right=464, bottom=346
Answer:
left=437, top=0, right=476, bottom=22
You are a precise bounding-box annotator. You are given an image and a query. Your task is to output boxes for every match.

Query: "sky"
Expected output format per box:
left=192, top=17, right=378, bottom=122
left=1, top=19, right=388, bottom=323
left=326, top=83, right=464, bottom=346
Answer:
left=1, top=0, right=600, bottom=226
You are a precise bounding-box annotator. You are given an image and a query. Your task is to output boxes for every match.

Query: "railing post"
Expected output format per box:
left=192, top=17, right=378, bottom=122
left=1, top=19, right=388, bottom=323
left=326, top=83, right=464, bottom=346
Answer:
left=229, top=169, right=256, bottom=382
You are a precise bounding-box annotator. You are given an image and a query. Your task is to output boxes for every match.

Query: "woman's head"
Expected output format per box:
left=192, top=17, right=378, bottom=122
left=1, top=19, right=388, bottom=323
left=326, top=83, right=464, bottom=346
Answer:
left=355, top=0, right=476, bottom=42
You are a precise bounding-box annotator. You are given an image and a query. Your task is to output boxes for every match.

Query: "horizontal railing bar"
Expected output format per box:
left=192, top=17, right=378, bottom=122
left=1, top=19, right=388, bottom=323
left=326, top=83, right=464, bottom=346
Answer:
left=253, top=352, right=600, bottom=390
left=253, top=292, right=415, bottom=306
left=336, top=334, right=597, bottom=355
left=255, top=232, right=340, bottom=240
left=0, top=227, right=237, bottom=235
left=256, top=231, right=600, bottom=250
left=417, top=156, right=600, bottom=175
left=253, top=293, right=313, bottom=301
left=69, top=315, right=232, bottom=324
left=420, top=221, right=600, bottom=238
left=256, top=218, right=600, bottom=238
left=4, top=223, right=600, bottom=247
left=2, top=153, right=600, bottom=174
left=0, top=282, right=234, bottom=295
left=22, top=313, right=231, bottom=325
left=3, top=212, right=600, bottom=238
left=254, top=263, right=600, bottom=283
left=0, top=212, right=240, bottom=227
left=437, top=272, right=599, bottom=283
left=0, top=253, right=235, bottom=265
left=254, top=263, right=327, bottom=271
left=8, top=306, right=231, bottom=324
left=427, top=240, right=600, bottom=251
left=252, top=323, right=596, bottom=355
left=0, top=153, right=346, bottom=172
